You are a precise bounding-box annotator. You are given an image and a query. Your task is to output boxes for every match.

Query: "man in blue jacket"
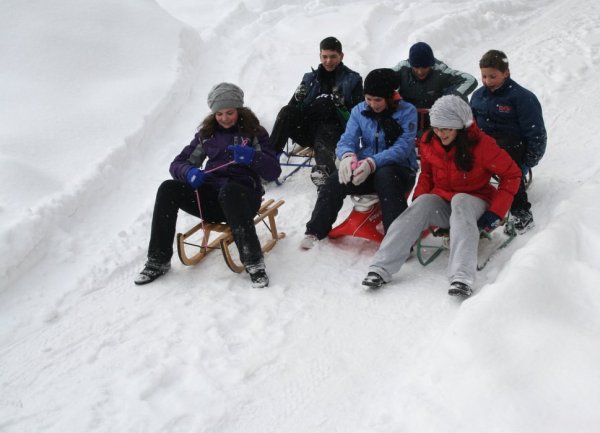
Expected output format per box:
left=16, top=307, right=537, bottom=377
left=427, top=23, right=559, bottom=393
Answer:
left=470, top=49, right=547, bottom=233
left=270, top=37, right=363, bottom=186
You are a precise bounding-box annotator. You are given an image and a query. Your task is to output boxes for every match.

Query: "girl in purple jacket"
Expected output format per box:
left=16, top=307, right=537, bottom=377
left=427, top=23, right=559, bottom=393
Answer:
left=135, top=83, right=281, bottom=288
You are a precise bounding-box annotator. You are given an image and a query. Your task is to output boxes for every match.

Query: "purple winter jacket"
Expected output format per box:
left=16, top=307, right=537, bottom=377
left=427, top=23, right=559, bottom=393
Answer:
left=170, top=125, right=281, bottom=200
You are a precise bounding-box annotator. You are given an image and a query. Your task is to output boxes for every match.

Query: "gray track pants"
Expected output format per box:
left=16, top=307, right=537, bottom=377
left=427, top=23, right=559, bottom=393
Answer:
left=368, top=193, right=487, bottom=287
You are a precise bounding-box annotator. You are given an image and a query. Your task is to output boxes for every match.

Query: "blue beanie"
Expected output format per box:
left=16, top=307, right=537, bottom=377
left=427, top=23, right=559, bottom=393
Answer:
left=409, top=42, right=435, bottom=67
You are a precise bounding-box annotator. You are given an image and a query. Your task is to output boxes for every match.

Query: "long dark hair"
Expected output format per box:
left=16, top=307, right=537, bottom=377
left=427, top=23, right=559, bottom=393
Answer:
left=423, top=128, right=475, bottom=171
left=198, top=107, right=264, bottom=137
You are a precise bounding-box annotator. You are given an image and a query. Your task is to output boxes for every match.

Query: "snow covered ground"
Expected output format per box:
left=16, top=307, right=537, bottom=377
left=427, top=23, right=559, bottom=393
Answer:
left=2, top=0, right=600, bottom=432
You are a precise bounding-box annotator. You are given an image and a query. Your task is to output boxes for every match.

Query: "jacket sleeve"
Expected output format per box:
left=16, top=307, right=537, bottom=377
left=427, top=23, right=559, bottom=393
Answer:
left=335, top=105, right=363, bottom=159
left=169, top=135, right=205, bottom=181
left=412, top=151, right=433, bottom=201
left=348, top=77, right=364, bottom=109
left=370, top=103, right=418, bottom=168
left=437, top=61, right=478, bottom=101
left=390, top=59, right=411, bottom=72
left=482, top=140, right=522, bottom=217
left=518, top=90, right=547, bottom=168
left=250, top=129, right=282, bottom=181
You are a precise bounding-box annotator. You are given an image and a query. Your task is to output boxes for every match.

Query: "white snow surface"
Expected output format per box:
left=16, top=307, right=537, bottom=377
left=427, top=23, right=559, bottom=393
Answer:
left=2, top=0, right=600, bottom=432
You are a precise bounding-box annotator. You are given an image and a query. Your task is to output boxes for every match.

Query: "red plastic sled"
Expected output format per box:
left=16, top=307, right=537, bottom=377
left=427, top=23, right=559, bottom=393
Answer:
left=328, top=195, right=384, bottom=243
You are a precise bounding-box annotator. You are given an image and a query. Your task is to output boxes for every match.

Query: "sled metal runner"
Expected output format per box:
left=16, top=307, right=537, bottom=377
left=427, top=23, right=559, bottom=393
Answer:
left=276, top=141, right=315, bottom=185
left=416, top=220, right=517, bottom=270
left=176, top=199, right=285, bottom=273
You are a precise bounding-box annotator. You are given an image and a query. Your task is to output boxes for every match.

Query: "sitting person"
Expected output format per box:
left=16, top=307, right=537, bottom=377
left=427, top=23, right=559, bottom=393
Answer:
left=470, top=49, right=547, bottom=233
left=362, top=95, right=522, bottom=297
left=301, top=68, right=419, bottom=249
left=270, top=36, right=363, bottom=186
left=134, top=83, right=281, bottom=288
left=391, top=41, right=477, bottom=133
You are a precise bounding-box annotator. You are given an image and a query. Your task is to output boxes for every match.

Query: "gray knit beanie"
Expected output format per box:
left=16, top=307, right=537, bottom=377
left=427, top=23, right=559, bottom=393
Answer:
left=207, top=82, right=244, bottom=113
left=429, top=95, right=473, bottom=129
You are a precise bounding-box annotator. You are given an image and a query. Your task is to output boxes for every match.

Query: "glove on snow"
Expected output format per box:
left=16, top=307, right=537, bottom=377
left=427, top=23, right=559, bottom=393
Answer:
left=186, top=167, right=206, bottom=189
left=351, top=158, right=376, bottom=186
left=338, top=153, right=358, bottom=184
left=228, top=145, right=255, bottom=165
left=477, top=210, right=501, bottom=233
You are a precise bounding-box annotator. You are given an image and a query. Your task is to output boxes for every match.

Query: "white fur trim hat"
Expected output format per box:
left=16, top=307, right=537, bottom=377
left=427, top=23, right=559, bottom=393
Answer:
left=207, top=82, right=244, bottom=113
left=429, top=95, right=474, bottom=129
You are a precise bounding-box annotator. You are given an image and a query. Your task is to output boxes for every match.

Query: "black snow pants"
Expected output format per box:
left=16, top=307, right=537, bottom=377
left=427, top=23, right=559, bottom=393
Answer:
left=305, top=165, right=416, bottom=239
left=492, top=134, right=531, bottom=212
left=271, top=98, right=344, bottom=173
left=147, top=179, right=262, bottom=267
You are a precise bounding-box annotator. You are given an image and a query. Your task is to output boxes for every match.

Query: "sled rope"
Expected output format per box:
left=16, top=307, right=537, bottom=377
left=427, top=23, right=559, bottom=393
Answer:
left=194, top=189, right=208, bottom=248
left=191, top=159, right=238, bottom=248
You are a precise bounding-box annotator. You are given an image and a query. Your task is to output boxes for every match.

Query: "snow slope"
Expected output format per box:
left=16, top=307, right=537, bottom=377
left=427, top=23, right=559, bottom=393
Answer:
left=2, top=0, right=600, bottom=432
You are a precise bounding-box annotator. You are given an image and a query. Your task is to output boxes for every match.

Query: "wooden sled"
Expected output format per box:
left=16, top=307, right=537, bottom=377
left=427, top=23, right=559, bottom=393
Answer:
left=176, top=198, right=285, bottom=273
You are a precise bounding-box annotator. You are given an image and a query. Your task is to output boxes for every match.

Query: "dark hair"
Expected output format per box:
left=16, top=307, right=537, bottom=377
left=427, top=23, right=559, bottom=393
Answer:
left=479, top=49, right=509, bottom=72
left=385, top=97, right=400, bottom=111
left=198, top=107, right=264, bottom=137
left=423, top=128, right=475, bottom=171
left=320, top=36, right=342, bottom=53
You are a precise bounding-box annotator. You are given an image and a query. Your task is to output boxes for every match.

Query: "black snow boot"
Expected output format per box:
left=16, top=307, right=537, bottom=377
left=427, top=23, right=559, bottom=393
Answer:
left=448, top=281, right=472, bottom=297
left=246, top=262, right=269, bottom=288
left=362, top=272, right=385, bottom=289
left=134, top=261, right=170, bottom=285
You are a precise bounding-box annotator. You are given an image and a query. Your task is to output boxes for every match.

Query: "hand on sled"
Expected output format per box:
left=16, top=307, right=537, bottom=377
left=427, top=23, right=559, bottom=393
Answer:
left=477, top=210, right=501, bottom=233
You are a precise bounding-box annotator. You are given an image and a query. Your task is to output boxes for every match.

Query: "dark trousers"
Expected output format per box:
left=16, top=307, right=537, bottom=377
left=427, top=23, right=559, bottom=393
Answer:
left=305, top=165, right=416, bottom=239
left=271, top=99, right=343, bottom=173
left=493, top=135, right=530, bottom=212
left=147, top=180, right=262, bottom=266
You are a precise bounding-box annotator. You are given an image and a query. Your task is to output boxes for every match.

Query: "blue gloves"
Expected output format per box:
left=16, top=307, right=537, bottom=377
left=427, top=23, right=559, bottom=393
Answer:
left=228, top=145, right=255, bottom=165
left=477, top=210, right=501, bottom=233
left=186, top=167, right=206, bottom=189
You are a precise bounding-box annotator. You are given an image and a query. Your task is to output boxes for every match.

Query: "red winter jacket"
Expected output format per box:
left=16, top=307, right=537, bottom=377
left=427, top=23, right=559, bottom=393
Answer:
left=413, top=124, right=521, bottom=217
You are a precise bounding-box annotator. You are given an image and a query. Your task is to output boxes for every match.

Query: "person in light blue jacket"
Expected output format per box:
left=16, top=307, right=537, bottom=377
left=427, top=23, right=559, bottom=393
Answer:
left=301, top=68, right=419, bottom=249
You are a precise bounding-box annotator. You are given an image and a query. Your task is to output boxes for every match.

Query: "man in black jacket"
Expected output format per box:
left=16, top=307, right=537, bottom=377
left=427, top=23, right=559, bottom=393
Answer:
left=392, top=42, right=477, bottom=133
left=271, top=37, right=363, bottom=185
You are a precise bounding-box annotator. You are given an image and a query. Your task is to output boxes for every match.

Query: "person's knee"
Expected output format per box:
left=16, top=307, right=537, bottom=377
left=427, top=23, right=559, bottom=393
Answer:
left=156, top=179, right=183, bottom=201
left=277, top=104, right=299, bottom=121
left=218, top=182, right=247, bottom=203
left=373, top=166, right=412, bottom=191
left=317, top=173, right=346, bottom=197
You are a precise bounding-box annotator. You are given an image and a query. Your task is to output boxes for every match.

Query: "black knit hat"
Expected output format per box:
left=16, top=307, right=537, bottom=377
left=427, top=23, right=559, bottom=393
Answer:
left=363, top=68, right=399, bottom=98
left=409, top=42, right=435, bottom=67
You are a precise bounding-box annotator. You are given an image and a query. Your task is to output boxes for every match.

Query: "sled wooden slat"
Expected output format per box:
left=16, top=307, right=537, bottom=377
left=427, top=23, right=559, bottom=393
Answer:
left=176, top=199, right=286, bottom=273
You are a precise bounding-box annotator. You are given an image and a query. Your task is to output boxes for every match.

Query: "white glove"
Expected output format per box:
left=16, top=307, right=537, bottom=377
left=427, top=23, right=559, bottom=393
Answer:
left=351, top=158, right=376, bottom=186
left=338, top=153, right=357, bottom=184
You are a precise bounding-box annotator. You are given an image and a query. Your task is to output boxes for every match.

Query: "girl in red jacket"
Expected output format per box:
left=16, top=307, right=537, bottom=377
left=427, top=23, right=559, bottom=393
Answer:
left=362, top=95, right=521, bottom=297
